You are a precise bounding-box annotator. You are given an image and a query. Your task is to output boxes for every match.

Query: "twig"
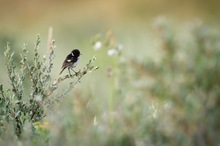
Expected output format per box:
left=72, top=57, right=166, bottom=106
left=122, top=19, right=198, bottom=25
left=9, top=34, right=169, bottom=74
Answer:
left=47, top=27, right=53, bottom=52
left=0, top=85, right=6, bottom=99
left=47, top=57, right=99, bottom=98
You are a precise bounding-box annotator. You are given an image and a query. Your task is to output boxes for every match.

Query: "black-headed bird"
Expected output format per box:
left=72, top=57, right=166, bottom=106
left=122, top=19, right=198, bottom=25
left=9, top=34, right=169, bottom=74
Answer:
left=59, top=49, right=81, bottom=75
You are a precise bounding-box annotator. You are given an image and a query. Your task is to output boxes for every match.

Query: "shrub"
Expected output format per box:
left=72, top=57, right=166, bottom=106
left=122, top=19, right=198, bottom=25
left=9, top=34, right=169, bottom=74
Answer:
left=0, top=35, right=98, bottom=138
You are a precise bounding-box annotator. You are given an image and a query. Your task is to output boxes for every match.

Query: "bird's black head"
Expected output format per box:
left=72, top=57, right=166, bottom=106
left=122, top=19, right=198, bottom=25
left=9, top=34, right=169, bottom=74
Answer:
left=71, top=49, right=81, bottom=57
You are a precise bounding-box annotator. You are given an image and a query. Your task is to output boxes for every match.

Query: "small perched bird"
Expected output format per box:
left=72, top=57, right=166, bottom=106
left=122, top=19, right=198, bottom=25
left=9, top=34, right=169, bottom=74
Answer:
left=59, top=49, right=81, bottom=75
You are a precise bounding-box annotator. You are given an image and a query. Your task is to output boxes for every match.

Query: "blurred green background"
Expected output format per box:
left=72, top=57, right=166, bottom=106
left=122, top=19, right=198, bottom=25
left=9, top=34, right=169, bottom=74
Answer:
left=1, top=0, right=220, bottom=146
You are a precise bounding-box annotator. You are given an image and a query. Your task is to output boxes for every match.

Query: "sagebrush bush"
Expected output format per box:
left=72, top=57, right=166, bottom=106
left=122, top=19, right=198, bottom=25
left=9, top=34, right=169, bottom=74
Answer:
left=0, top=35, right=98, bottom=138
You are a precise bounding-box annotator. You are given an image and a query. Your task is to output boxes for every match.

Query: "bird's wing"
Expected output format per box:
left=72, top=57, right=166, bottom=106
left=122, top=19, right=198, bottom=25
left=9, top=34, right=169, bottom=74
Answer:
left=61, top=59, right=73, bottom=69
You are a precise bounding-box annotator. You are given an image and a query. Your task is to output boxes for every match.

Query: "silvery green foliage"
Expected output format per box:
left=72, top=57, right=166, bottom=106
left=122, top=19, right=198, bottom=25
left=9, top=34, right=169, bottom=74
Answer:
left=0, top=36, right=98, bottom=137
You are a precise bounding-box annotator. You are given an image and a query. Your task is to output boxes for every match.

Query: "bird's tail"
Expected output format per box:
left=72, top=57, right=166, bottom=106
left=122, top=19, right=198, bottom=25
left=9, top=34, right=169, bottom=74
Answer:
left=59, top=67, right=66, bottom=75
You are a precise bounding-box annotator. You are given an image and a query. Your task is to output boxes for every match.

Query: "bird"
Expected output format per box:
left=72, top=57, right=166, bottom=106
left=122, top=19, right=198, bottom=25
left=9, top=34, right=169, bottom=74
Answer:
left=59, top=49, right=81, bottom=75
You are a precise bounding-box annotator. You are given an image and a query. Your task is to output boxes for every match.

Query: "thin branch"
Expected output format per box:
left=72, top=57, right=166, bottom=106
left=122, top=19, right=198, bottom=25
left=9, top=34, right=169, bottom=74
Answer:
left=47, top=27, right=53, bottom=52
left=0, top=85, right=6, bottom=99
left=5, top=56, right=21, bottom=100
left=46, top=57, right=99, bottom=98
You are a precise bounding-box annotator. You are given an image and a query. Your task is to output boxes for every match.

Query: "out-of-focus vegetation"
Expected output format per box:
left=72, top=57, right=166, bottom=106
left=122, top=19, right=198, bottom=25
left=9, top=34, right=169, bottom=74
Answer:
left=0, top=1, right=220, bottom=146
left=0, top=20, right=220, bottom=146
